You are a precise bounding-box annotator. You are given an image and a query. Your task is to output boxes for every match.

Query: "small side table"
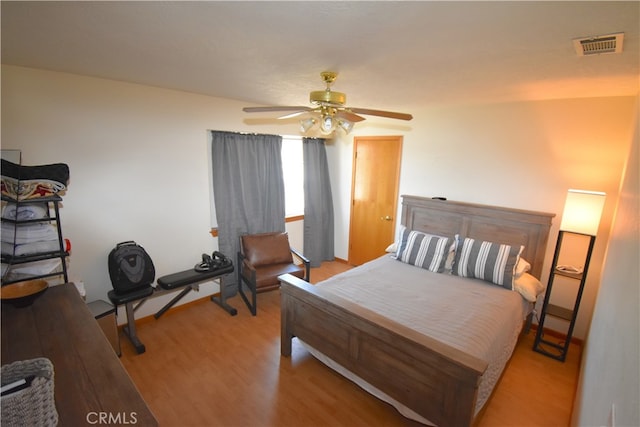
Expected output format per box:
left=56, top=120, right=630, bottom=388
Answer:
left=88, top=299, right=121, bottom=357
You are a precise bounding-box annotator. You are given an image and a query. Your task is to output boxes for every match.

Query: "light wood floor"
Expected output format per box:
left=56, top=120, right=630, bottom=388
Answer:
left=119, top=261, right=582, bottom=427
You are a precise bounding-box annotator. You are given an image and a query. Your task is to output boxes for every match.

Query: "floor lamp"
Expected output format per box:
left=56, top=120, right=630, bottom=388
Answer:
left=534, top=189, right=606, bottom=361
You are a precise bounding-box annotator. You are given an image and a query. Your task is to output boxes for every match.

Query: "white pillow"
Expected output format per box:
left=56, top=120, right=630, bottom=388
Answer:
left=515, top=257, right=531, bottom=278
left=387, top=225, right=407, bottom=254
left=443, top=234, right=459, bottom=272
left=514, top=272, right=545, bottom=302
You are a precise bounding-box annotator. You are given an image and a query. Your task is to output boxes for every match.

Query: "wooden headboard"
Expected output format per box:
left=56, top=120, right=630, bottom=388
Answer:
left=400, top=195, right=555, bottom=279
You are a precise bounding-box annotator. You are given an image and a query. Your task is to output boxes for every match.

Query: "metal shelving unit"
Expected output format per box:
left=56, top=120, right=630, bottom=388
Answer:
left=533, top=230, right=596, bottom=361
left=1, top=195, right=69, bottom=285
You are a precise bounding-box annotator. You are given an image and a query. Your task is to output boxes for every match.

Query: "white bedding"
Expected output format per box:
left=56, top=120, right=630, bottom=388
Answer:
left=1, top=222, right=59, bottom=245
left=1, top=240, right=62, bottom=256
left=306, top=255, right=529, bottom=425
left=1, top=203, right=48, bottom=221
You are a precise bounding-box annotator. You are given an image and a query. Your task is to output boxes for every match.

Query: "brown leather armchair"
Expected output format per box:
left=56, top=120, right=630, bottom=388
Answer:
left=237, top=231, right=310, bottom=315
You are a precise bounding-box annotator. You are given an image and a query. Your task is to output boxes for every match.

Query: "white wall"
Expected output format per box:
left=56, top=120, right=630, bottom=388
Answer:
left=573, top=102, right=639, bottom=427
left=330, top=98, right=635, bottom=339
left=2, top=65, right=636, bottom=338
left=0, top=65, right=302, bottom=321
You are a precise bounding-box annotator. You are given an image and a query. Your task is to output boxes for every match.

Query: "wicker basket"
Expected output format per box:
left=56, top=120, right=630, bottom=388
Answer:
left=1, top=357, right=58, bottom=426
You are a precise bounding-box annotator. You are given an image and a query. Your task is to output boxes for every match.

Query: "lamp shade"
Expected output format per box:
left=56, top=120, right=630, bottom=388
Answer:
left=559, top=189, right=606, bottom=235
left=300, top=117, right=316, bottom=133
left=337, top=119, right=354, bottom=134
left=319, top=115, right=335, bottom=135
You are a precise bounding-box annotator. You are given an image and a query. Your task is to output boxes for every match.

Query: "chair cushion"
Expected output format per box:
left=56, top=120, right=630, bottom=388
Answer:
left=255, top=262, right=305, bottom=289
left=241, top=232, right=293, bottom=267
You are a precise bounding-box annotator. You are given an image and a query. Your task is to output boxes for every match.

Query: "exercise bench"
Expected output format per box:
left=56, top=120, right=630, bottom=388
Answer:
left=155, top=262, right=236, bottom=318
left=113, top=262, right=235, bottom=354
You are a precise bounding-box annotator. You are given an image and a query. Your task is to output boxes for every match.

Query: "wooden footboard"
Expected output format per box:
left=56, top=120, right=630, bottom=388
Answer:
left=279, top=273, right=487, bottom=427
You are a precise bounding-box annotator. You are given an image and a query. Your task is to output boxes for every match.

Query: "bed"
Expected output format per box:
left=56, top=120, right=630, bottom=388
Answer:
left=279, top=195, right=555, bottom=426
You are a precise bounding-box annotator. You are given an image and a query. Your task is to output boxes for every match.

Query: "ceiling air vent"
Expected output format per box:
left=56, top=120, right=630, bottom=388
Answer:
left=573, top=33, right=624, bottom=56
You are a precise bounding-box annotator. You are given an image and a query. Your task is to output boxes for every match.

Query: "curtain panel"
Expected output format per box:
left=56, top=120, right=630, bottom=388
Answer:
left=210, top=130, right=285, bottom=297
left=303, top=137, right=335, bottom=267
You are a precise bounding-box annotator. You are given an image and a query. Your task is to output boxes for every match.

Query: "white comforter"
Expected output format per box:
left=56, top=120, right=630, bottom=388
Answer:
left=1, top=203, right=48, bottom=221
left=308, top=255, right=528, bottom=424
left=1, top=222, right=59, bottom=245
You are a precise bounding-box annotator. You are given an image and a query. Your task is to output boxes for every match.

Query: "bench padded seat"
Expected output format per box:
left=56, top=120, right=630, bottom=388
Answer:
left=157, top=264, right=234, bottom=290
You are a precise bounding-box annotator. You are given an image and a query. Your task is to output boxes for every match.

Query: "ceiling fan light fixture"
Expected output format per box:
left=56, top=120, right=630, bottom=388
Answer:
left=319, top=114, right=336, bottom=135
left=337, top=118, right=354, bottom=134
left=300, top=117, right=317, bottom=133
left=244, top=71, right=413, bottom=134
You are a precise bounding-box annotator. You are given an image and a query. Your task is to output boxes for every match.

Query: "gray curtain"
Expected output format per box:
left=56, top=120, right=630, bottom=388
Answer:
left=211, top=131, right=285, bottom=297
left=303, top=137, right=335, bottom=267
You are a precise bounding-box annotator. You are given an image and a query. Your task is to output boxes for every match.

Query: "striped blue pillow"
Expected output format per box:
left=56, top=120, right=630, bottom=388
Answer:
left=452, top=237, right=524, bottom=289
left=394, top=227, right=451, bottom=273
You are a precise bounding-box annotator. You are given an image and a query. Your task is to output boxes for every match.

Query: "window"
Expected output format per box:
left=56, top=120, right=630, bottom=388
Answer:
left=281, top=136, right=304, bottom=217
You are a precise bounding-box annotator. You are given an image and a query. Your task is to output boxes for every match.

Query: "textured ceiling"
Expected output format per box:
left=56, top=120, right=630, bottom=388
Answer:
left=2, top=1, right=639, bottom=112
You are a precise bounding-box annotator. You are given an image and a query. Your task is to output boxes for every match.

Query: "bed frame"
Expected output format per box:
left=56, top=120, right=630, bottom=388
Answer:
left=279, top=195, right=554, bottom=426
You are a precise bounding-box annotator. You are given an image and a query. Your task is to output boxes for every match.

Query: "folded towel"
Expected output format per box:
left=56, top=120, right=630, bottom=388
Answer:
left=2, top=258, right=62, bottom=281
left=2, top=240, right=63, bottom=256
left=1, top=159, right=69, bottom=201
left=1, top=203, right=48, bottom=220
left=1, top=223, right=59, bottom=244
left=1, top=176, right=67, bottom=201
left=1, top=159, right=69, bottom=185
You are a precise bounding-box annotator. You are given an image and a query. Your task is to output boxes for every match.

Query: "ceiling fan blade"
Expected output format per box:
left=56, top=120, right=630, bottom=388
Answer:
left=348, top=107, right=413, bottom=121
left=336, top=110, right=366, bottom=123
left=278, top=110, right=313, bottom=120
left=243, top=106, right=311, bottom=113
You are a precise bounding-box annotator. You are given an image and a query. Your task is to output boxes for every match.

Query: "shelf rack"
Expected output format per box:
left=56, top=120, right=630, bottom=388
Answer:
left=1, top=195, right=69, bottom=285
left=533, top=230, right=596, bottom=361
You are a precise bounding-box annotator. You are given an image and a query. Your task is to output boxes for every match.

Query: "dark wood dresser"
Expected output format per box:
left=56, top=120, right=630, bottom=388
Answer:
left=1, top=282, right=157, bottom=426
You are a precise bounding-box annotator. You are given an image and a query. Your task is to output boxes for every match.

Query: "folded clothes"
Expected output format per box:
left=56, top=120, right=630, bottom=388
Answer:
left=1, top=223, right=59, bottom=245
left=2, top=240, right=62, bottom=256
left=1, top=258, right=62, bottom=281
left=1, top=176, right=67, bottom=201
left=1, top=159, right=69, bottom=184
left=1, top=159, right=69, bottom=201
left=1, top=203, right=48, bottom=220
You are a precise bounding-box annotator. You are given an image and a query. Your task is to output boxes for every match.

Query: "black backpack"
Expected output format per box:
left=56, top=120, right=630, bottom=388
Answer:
left=108, top=241, right=155, bottom=294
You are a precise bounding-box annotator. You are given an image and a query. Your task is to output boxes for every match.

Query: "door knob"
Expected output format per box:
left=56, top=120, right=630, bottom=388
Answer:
left=381, top=215, right=393, bottom=221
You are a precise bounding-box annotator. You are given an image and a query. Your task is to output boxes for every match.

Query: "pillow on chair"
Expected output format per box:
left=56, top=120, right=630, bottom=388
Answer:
left=241, top=232, right=293, bottom=267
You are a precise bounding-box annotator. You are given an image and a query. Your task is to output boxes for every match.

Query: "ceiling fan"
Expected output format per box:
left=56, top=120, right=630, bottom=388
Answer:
left=242, top=71, right=413, bottom=135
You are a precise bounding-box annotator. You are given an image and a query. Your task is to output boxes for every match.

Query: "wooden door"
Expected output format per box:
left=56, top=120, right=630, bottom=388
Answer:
left=348, top=136, right=402, bottom=265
